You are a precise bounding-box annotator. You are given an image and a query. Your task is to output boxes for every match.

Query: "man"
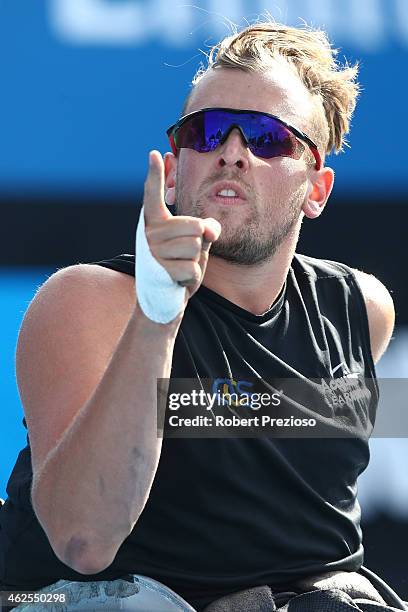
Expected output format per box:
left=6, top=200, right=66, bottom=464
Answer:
left=0, top=20, right=402, bottom=612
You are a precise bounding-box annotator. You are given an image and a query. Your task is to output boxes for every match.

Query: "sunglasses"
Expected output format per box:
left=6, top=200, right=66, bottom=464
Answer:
left=167, top=107, right=322, bottom=171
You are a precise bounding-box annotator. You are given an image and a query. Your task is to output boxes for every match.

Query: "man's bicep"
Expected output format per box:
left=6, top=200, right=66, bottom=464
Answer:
left=352, top=269, right=395, bottom=364
left=15, top=264, right=136, bottom=478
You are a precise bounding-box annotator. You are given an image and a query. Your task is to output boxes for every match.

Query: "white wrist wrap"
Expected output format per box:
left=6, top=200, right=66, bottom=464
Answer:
left=135, top=206, right=185, bottom=324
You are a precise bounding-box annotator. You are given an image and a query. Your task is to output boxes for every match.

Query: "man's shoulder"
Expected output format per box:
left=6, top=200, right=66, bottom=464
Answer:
left=50, top=259, right=134, bottom=291
left=294, top=253, right=395, bottom=364
left=347, top=268, right=395, bottom=364
left=58, top=254, right=136, bottom=305
left=34, top=261, right=136, bottom=328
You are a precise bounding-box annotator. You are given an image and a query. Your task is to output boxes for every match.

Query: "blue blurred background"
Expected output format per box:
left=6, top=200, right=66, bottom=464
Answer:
left=1, top=0, right=408, bottom=198
left=1, top=0, right=407, bottom=599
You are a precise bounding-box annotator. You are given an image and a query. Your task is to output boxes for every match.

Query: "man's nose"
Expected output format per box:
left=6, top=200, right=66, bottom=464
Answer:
left=215, top=128, right=250, bottom=170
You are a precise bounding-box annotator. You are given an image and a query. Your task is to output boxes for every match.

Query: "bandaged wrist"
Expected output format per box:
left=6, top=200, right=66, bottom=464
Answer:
left=135, top=207, right=186, bottom=324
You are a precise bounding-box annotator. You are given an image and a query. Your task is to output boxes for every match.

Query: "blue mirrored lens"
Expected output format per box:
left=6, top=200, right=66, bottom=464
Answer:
left=175, top=109, right=302, bottom=159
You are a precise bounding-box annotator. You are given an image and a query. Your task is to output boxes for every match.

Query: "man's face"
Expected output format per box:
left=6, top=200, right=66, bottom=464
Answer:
left=171, top=63, right=318, bottom=265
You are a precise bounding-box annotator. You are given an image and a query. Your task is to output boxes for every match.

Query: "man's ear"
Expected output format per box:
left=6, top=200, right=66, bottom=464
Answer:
left=164, top=152, right=177, bottom=206
left=302, top=166, right=335, bottom=219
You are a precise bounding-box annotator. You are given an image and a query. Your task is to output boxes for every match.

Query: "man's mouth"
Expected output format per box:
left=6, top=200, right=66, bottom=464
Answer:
left=210, top=182, right=247, bottom=205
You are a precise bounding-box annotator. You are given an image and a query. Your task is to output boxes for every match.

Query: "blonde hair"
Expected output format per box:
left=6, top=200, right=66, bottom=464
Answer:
left=187, top=21, right=361, bottom=159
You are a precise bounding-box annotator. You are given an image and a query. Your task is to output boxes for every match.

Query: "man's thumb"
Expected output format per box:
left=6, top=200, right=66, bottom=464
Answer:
left=202, top=218, right=222, bottom=245
left=197, top=217, right=221, bottom=275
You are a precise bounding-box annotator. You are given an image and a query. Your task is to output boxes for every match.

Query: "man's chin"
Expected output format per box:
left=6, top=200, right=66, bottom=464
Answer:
left=178, top=202, right=251, bottom=236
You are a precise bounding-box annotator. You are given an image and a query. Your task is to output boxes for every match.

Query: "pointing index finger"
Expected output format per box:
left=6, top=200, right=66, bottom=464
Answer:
left=143, top=150, right=171, bottom=223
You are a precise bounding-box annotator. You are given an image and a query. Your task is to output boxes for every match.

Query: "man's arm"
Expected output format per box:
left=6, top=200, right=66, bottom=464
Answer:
left=352, top=269, right=395, bottom=364
left=17, top=151, right=220, bottom=577
left=19, top=264, right=181, bottom=575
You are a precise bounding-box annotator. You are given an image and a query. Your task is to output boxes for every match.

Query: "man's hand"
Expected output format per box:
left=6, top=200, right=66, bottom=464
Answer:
left=143, top=150, right=221, bottom=300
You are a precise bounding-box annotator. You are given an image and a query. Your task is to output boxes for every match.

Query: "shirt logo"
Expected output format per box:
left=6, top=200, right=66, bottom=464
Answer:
left=331, top=361, right=359, bottom=379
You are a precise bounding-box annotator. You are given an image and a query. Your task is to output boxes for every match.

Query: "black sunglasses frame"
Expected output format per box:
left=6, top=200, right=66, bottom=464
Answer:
left=166, top=107, right=322, bottom=171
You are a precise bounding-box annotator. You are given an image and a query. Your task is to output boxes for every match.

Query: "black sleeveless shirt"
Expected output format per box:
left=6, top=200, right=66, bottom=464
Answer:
left=0, top=253, right=379, bottom=611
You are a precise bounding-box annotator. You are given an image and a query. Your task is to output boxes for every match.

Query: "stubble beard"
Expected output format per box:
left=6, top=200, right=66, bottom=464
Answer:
left=175, top=173, right=303, bottom=266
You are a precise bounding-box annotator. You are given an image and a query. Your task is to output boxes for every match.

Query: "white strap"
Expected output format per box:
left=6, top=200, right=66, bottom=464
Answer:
left=135, top=207, right=186, bottom=324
